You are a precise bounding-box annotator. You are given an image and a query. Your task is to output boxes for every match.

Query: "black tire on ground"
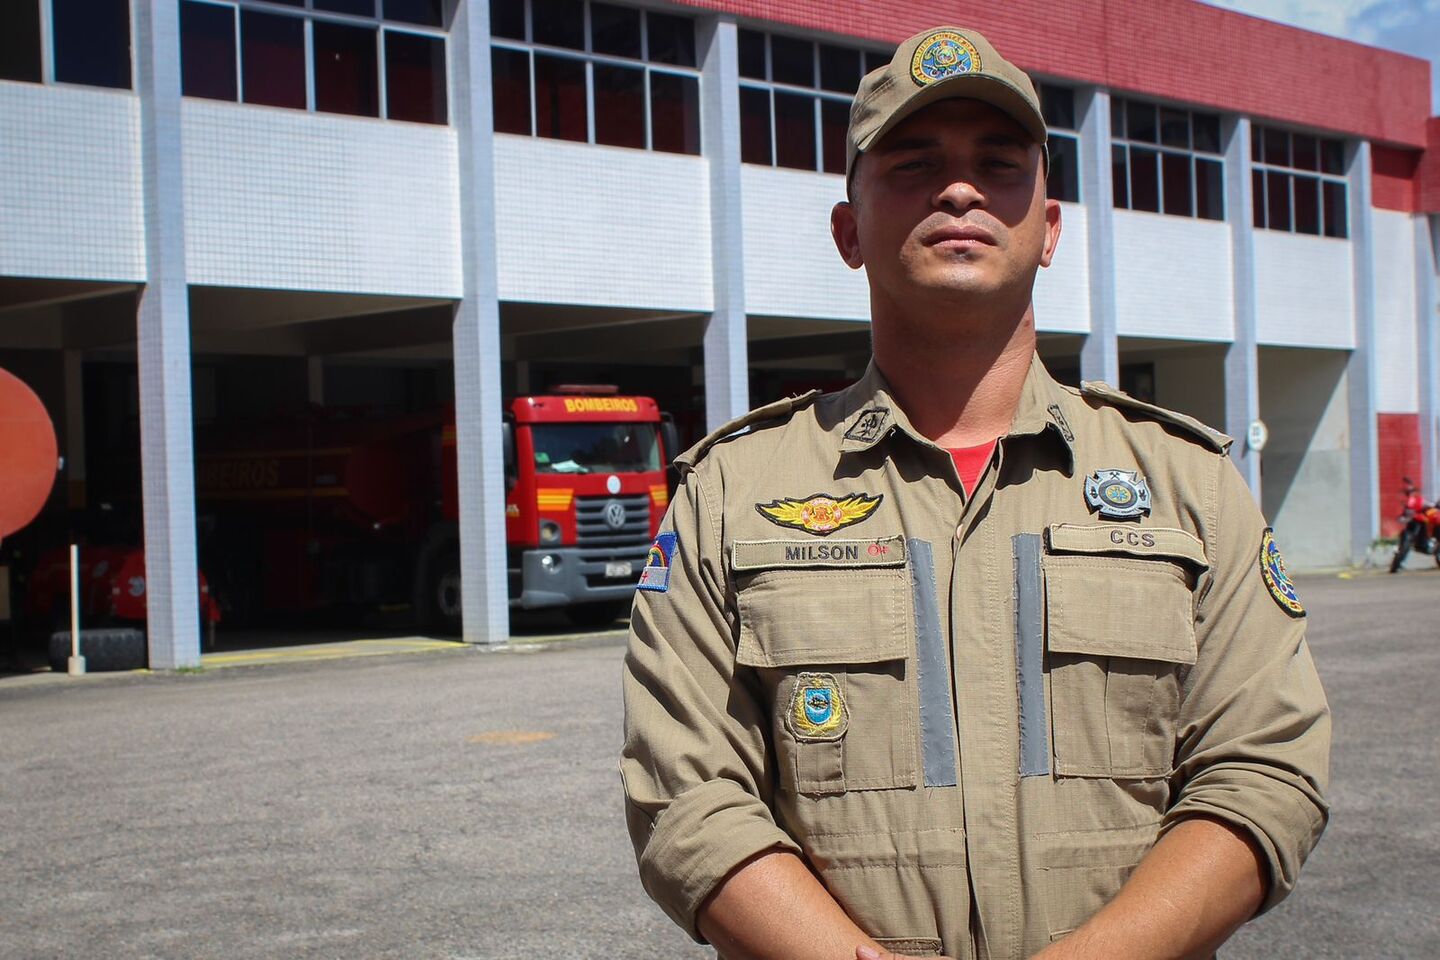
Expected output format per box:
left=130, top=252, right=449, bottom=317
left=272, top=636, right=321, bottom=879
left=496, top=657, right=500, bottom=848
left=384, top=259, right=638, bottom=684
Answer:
left=419, top=545, right=463, bottom=636
left=564, top=600, right=630, bottom=629
left=47, top=628, right=147, bottom=673
left=1390, top=530, right=1413, bottom=573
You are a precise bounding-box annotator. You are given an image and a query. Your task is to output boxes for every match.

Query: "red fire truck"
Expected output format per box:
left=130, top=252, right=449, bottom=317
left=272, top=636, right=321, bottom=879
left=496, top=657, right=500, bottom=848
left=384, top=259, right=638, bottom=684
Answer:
left=195, top=388, right=677, bottom=632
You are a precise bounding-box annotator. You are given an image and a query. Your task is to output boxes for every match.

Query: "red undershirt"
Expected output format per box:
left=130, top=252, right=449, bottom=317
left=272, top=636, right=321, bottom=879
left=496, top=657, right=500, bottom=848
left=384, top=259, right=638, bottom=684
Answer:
left=949, top=440, right=999, bottom=497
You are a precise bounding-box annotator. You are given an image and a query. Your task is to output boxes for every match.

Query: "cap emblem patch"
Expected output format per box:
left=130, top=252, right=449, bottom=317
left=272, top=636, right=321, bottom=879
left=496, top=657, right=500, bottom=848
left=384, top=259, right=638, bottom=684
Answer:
left=1259, top=528, right=1304, bottom=617
left=1084, top=469, right=1152, bottom=519
left=787, top=672, right=848, bottom=741
left=911, top=31, right=981, bottom=86
left=756, top=493, right=883, bottom=536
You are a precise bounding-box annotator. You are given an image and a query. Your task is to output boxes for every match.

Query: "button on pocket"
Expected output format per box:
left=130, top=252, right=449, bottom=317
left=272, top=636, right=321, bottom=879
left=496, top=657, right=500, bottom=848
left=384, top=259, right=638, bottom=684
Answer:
left=1043, top=554, right=1198, bottom=779
left=735, top=567, right=917, bottom=794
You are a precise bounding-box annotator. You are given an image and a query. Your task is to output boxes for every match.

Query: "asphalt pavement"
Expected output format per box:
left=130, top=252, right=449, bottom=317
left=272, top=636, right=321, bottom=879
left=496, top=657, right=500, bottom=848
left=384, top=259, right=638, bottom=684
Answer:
left=1, top=569, right=1436, bottom=959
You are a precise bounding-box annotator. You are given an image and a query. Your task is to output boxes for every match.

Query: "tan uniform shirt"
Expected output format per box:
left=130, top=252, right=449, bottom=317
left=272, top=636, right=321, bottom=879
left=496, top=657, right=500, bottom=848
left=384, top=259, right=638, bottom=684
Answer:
left=621, top=355, right=1330, bottom=960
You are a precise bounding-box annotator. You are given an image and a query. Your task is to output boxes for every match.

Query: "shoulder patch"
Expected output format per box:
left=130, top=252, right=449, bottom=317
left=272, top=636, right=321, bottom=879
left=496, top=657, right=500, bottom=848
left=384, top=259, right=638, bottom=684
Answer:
left=1259, top=528, right=1304, bottom=617
left=1080, top=381, right=1232, bottom=453
left=674, top=391, right=822, bottom=471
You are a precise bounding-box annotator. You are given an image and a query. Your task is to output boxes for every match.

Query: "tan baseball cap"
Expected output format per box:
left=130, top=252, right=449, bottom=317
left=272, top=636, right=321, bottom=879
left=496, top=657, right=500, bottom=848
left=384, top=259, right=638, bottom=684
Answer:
left=846, top=26, right=1047, bottom=183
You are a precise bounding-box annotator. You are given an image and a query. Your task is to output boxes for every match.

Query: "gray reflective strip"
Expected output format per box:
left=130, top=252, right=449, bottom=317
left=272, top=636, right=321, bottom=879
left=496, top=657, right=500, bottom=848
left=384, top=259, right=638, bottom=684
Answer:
left=1013, top=533, right=1050, bottom=778
left=908, top=538, right=957, bottom=788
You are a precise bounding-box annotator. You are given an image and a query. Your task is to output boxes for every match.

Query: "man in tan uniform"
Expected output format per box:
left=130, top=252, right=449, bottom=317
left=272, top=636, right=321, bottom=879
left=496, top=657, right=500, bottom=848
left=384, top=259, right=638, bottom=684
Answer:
left=622, top=26, right=1329, bottom=960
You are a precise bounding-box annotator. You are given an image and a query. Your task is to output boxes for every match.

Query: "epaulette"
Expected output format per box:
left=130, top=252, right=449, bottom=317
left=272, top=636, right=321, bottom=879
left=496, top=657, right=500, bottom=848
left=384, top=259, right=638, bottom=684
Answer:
left=674, top=390, right=822, bottom=471
left=1080, top=381, right=1232, bottom=454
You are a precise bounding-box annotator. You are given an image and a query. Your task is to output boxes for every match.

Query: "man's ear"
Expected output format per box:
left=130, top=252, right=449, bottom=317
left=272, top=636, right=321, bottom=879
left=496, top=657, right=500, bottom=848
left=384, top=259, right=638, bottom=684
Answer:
left=1038, top=197, right=1062, bottom=269
left=831, top=201, right=864, bottom=270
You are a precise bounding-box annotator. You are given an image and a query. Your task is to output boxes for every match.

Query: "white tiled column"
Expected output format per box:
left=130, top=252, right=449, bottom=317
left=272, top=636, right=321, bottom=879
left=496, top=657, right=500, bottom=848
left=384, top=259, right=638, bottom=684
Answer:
left=1418, top=215, right=1439, bottom=494
left=1077, top=88, right=1118, bottom=385
left=1347, top=142, right=1380, bottom=563
left=134, top=0, right=201, bottom=668
left=450, top=0, right=510, bottom=644
left=698, top=17, right=750, bottom=429
left=1223, top=117, right=1262, bottom=495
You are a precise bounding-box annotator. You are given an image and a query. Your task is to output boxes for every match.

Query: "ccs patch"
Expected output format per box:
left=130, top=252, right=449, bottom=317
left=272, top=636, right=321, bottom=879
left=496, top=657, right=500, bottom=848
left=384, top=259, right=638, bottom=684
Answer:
left=787, top=672, right=848, bottom=741
left=755, top=493, right=883, bottom=536
left=1259, top=528, right=1304, bottom=617
left=637, top=531, right=678, bottom=593
left=910, top=30, right=981, bottom=86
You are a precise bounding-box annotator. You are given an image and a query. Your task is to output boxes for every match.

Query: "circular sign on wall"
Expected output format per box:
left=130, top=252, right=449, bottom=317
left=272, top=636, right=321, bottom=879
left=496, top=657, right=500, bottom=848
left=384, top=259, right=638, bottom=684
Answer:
left=0, top=368, right=58, bottom=539
left=1247, top=419, right=1269, bottom=453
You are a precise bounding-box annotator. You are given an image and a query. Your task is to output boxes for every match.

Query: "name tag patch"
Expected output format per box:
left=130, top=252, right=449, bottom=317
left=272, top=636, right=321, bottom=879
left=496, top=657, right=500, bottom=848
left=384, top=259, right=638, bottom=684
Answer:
left=637, top=532, right=678, bottom=592
left=732, top=535, right=907, bottom=572
left=1047, top=523, right=1208, bottom=568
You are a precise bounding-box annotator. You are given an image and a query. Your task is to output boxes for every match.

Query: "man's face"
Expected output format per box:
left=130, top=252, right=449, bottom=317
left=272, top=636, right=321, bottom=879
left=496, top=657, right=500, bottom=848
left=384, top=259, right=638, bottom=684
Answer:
left=832, top=98, right=1060, bottom=318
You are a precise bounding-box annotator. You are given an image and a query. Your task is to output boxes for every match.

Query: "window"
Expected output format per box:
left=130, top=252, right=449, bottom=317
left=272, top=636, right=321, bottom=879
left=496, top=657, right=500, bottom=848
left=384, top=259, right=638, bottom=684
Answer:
left=4, top=0, right=131, bottom=89
left=738, top=29, right=893, bottom=175
left=1111, top=98, right=1223, bottom=221
left=181, top=1, right=237, bottom=102
left=490, top=0, right=700, bottom=156
left=1251, top=125, right=1347, bottom=239
left=0, top=1, right=43, bottom=83
left=1037, top=82, right=1079, bottom=202
left=179, top=0, right=449, bottom=124
left=53, top=0, right=132, bottom=89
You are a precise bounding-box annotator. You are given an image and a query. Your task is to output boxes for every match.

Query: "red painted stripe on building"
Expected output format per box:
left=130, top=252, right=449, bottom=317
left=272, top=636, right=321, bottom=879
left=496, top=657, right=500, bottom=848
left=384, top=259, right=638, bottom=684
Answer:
left=679, top=0, right=1432, bottom=148
left=1378, top=412, right=1422, bottom=538
left=1419, top=118, right=1440, bottom=214
left=1372, top=146, right=1421, bottom=212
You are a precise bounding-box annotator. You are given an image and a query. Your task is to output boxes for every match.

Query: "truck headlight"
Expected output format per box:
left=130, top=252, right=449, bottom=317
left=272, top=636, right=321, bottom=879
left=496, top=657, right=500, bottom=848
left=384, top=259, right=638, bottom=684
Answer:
left=540, top=520, right=561, bottom=544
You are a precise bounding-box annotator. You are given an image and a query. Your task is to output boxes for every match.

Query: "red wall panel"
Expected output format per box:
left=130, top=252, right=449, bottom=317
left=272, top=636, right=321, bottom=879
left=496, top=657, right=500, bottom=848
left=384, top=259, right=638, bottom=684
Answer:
left=1419, top=118, right=1440, bottom=214
left=1372, top=146, right=1420, bottom=212
left=677, top=0, right=1432, bottom=148
left=1378, top=412, right=1422, bottom=537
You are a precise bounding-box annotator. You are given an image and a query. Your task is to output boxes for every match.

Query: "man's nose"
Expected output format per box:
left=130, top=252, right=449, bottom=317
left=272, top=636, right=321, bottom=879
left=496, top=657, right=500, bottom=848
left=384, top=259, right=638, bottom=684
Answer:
left=933, top=175, right=984, bottom=212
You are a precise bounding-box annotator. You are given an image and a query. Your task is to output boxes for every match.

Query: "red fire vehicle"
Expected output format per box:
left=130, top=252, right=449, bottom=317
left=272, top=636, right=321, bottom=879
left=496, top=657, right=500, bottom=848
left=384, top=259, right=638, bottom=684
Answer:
left=196, top=388, right=677, bottom=631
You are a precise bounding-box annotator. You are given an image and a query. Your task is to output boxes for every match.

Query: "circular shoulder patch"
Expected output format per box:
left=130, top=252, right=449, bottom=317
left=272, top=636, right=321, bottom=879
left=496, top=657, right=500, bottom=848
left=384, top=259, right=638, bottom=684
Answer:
left=910, top=31, right=981, bottom=86
left=1259, top=528, right=1304, bottom=618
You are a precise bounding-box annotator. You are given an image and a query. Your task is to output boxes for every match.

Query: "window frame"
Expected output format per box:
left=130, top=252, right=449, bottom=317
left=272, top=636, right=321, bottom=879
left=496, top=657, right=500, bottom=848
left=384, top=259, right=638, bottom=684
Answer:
left=179, top=0, right=450, bottom=124
left=1250, top=124, right=1349, bottom=240
left=489, top=0, right=701, bottom=155
left=1111, top=96, right=1225, bottom=222
left=11, top=0, right=134, bottom=90
left=736, top=28, right=893, bottom=175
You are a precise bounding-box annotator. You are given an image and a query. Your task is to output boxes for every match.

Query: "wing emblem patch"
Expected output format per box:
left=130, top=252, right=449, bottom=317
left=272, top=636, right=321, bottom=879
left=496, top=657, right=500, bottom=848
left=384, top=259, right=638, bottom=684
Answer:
left=755, top=493, right=884, bottom=536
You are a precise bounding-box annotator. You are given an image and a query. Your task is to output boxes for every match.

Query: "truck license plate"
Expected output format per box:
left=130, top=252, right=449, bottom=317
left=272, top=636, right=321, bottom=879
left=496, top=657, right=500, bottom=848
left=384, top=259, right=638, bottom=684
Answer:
left=605, top=561, right=633, bottom=578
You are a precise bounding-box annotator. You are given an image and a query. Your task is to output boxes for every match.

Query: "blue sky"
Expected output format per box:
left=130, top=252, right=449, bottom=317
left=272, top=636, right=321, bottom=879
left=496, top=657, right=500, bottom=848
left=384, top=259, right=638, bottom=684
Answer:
left=1201, top=0, right=1440, bottom=112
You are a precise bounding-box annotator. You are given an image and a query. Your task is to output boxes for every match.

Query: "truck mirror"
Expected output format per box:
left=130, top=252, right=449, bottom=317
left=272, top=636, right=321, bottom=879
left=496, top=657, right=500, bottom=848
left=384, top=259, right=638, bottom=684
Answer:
left=502, top=422, right=516, bottom=483
left=660, top=420, right=680, bottom=466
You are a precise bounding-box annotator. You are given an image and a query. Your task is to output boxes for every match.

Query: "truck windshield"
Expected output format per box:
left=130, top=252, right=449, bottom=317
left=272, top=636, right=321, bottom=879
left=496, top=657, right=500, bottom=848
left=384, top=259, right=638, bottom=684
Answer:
left=531, top=423, right=661, bottom=474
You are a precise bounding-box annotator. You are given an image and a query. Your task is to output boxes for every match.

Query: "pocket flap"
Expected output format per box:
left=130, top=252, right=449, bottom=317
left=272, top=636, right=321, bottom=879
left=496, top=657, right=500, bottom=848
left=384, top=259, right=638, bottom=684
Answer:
left=1044, top=554, right=1197, bottom=664
left=735, top=567, right=911, bottom=668
left=1047, top=523, right=1208, bottom=569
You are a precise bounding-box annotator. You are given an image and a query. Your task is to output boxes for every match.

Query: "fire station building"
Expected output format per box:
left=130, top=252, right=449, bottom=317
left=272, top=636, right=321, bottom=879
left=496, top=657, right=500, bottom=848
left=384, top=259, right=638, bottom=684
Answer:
left=1, top=0, right=1438, bottom=666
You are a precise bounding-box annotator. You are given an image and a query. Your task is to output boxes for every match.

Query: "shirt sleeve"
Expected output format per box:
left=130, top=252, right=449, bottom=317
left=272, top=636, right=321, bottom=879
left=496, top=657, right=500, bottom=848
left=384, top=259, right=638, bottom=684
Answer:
left=620, top=463, right=801, bottom=940
left=1160, top=453, right=1331, bottom=912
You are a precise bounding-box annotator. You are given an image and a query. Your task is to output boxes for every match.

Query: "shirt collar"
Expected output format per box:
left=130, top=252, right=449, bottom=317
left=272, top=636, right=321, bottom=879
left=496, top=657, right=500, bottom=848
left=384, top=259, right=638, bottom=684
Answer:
left=835, top=353, right=1076, bottom=474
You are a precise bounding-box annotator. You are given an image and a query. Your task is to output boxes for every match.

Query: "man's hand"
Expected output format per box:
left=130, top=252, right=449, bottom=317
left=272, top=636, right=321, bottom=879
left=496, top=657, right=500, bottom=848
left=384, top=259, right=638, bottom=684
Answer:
left=1027, top=816, right=1266, bottom=960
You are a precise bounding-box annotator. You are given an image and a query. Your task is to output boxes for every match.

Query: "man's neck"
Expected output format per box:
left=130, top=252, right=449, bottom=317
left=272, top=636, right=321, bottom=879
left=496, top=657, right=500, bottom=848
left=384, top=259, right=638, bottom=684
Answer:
left=871, top=302, right=1037, bottom=449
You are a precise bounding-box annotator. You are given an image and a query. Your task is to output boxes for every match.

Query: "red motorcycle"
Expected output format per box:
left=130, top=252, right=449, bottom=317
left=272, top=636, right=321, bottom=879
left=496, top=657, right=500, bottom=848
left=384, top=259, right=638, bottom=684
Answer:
left=1390, top=477, right=1440, bottom=572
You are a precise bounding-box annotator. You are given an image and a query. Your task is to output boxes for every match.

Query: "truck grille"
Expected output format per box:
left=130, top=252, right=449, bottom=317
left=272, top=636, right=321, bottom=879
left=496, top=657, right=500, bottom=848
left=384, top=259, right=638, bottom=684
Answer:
left=575, top=495, right=653, bottom=551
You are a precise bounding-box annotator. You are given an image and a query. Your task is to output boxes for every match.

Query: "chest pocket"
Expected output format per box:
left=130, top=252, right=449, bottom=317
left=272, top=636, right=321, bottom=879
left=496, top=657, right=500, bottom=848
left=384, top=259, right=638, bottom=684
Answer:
left=1043, top=524, right=1207, bottom=779
left=733, top=550, right=917, bottom=796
